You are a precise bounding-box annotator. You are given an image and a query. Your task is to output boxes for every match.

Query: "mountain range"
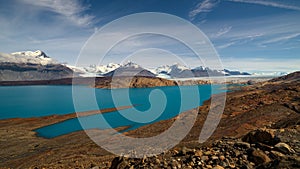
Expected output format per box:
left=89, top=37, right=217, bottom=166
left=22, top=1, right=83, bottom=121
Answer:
left=70, top=61, right=251, bottom=78
left=0, top=50, right=284, bottom=81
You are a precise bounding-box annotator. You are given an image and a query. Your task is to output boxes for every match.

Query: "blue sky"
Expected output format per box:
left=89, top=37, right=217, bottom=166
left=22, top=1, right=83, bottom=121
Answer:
left=0, top=0, right=299, bottom=72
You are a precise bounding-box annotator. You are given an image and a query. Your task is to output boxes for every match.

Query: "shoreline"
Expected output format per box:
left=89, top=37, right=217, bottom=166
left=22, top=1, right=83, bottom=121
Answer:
left=0, top=75, right=276, bottom=88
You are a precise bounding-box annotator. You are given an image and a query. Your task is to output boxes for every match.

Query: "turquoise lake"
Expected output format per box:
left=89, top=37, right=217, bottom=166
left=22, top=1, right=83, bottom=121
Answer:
left=0, top=85, right=226, bottom=138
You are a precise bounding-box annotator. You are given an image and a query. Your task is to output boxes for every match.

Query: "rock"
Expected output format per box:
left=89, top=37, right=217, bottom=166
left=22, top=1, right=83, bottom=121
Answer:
left=206, top=164, right=212, bottom=168
left=91, top=166, right=99, bottom=169
left=241, top=155, right=248, bottom=160
left=270, top=150, right=286, bottom=159
left=242, top=129, right=277, bottom=145
left=228, top=163, right=235, bottom=168
left=256, top=142, right=273, bottom=151
left=233, top=150, right=241, bottom=157
left=201, top=156, right=209, bottom=162
left=274, top=142, right=294, bottom=154
left=110, top=157, right=129, bottom=169
left=188, top=161, right=194, bottom=167
left=250, top=149, right=271, bottom=165
left=234, top=141, right=251, bottom=149
left=180, top=146, right=194, bottom=156
left=204, top=151, right=212, bottom=156
left=246, top=80, right=254, bottom=85
left=258, top=158, right=300, bottom=169
left=90, top=163, right=98, bottom=168
left=170, top=159, right=179, bottom=168
left=181, top=146, right=188, bottom=155
left=155, top=158, right=160, bottom=164
left=194, top=150, right=203, bottom=157
left=211, top=156, right=219, bottom=160
left=219, top=155, right=225, bottom=161
left=212, top=165, right=224, bottom=169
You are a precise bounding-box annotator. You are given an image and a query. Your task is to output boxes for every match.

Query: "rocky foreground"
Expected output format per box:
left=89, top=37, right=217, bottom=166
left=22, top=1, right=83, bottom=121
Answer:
left=0, top=72, right=299, bottom=169
left=110, top=128, right=300, bottom=169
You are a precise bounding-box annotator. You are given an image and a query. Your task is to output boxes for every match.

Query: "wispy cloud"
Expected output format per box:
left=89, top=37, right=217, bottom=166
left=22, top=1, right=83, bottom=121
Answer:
left=210, top=26, right=232, bottom=38
left=189, top=0, right=220, bottom=20
left=227, top=0, right=300, bottom=11
left=21, top=0, right=95, bottom=27
left=261, top=33, right=300, bottom=44
left=202, top=11, right=300, bottom=49
left=217, top=41, right=236, bottom=49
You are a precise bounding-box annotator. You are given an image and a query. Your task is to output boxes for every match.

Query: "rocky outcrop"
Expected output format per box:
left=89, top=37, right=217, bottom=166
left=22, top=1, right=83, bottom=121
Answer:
left=110, top=128, right=300, bottom=169
left=269, top=71, right=300, bottom=83
left=94, top=76, right=178, bottom=88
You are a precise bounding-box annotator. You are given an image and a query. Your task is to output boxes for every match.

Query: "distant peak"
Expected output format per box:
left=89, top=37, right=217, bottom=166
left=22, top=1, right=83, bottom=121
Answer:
left=122, top=61, right=140, bottom=68
left=193, top=66, right=207, bottom=70
left=12, top=50, right=50, bottom=58
left=4, top=50, right=56, bottom=65
left=170, top=63, right=189, bottom=70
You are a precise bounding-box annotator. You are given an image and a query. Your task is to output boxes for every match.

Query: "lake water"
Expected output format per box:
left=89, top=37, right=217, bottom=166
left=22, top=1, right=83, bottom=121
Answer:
left=0, top=85, right=226, bottom=138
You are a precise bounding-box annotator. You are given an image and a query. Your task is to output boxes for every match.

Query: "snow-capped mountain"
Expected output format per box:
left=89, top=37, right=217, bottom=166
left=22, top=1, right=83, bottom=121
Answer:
left=122, top=61, right=141, bottom=69
left=154, top=64, right=191, bottom=78
left=66, top=63, right=121, bottom=77
left=103, top=61, right=155, bottom=77
left=0, top=50, right=72, bottom=81
left=0, top=50, right=57, bottom=65
left=154, top=63, right=249, bottom=78
left=70, top=61, right=151, bottom=77
left=193, top=66, right=206, bottom=71
left=71, top=62, right=252, bottom=78
left=83, top=63, right=121, bottom=74
left=155, top=64, right=189, bottom=74
left=167, top=64, right=194, bottom=78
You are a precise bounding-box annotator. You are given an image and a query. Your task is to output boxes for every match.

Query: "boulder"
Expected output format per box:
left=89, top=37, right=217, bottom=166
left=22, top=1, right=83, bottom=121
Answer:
left=234, top=141, right=251, bottom=149
left=250, top=149, right=271, bottom=165
left=212, top=165, right=224, bottom=169
left=274, top=142, right=294, bottom=154
left=242, top=129, right=278, bottom=145
left=270, top=150, right=286, bottom=159
left=110, top=157, right=130, bottom=169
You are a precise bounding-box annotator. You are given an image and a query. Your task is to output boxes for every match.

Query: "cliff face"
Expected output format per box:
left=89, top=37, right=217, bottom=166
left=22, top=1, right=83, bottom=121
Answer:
left=94, top=76, right=177, bottom=88
left=0, top=62, right=73, bottom=81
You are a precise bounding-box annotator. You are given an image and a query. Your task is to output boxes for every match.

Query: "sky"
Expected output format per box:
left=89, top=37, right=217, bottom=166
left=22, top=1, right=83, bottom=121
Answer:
left=0, top=0, right=299, bottom=73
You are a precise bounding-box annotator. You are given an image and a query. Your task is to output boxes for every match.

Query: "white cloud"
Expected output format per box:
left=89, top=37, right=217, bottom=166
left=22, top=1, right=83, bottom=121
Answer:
left=217, top=41, right=236, bottom=49
left=227, top=0, right=300, bottom=11
left=21, top=0, right=95, bottom=27
left=261, top=33, right=300, bottom=44
left=189, top=0, right=220, bottom=19
left=210, top=26, right=232, bottom=38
